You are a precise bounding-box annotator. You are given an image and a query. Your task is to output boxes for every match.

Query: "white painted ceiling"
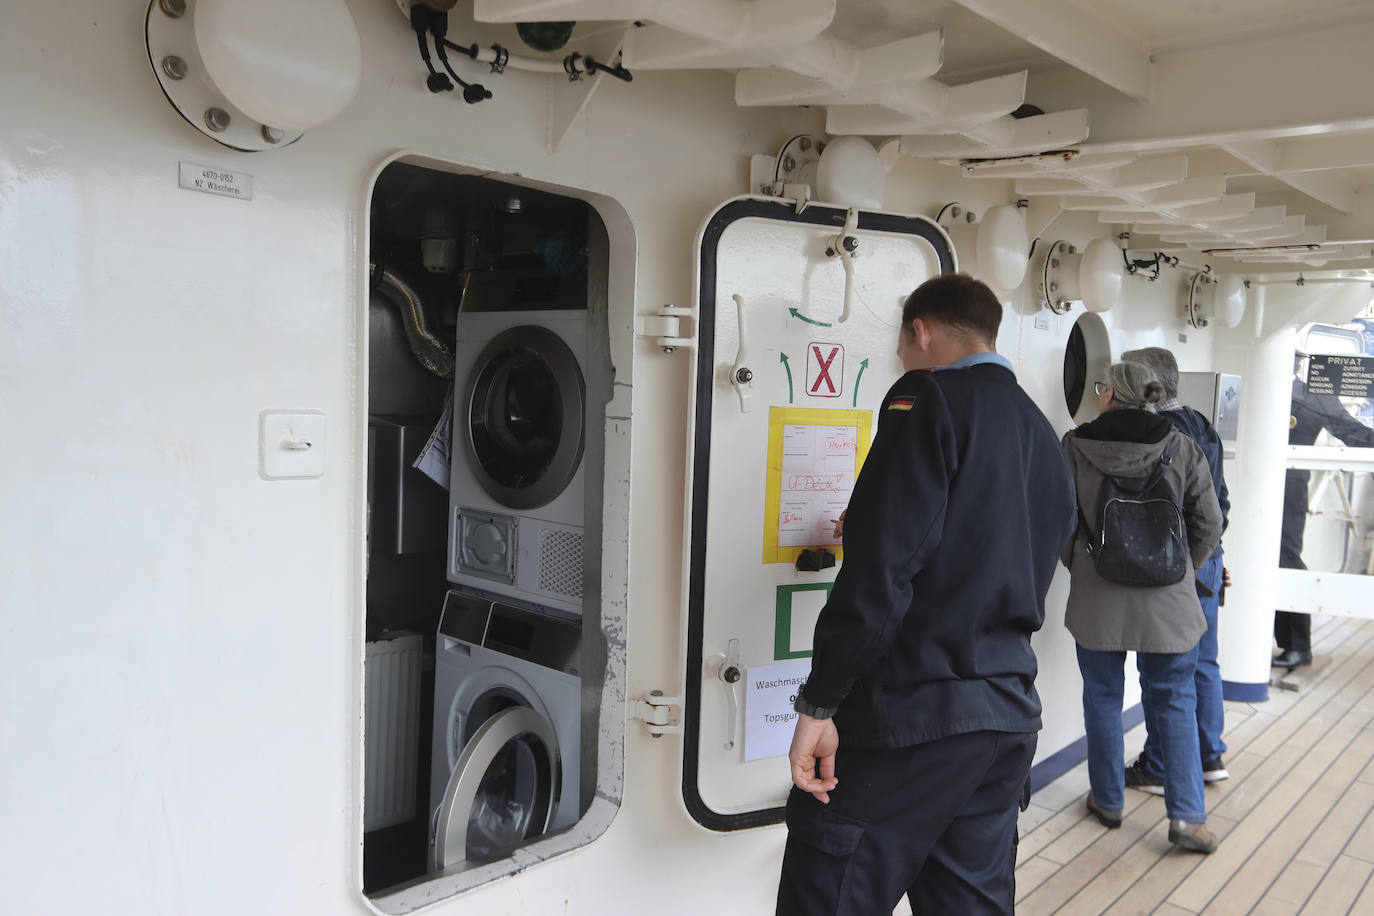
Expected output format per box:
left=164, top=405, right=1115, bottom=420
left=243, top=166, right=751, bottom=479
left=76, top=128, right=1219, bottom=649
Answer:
left=466, top=0, right=1374, bottom=268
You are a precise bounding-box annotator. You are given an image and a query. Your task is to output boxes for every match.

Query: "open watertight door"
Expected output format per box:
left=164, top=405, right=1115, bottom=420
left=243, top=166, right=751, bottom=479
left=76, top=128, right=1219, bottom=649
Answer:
left=680, top=197, right=955, bottom=830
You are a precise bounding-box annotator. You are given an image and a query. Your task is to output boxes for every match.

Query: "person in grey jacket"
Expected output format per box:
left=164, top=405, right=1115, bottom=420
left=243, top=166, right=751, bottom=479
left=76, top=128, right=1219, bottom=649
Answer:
left=1061, top=361, right=1224, bottom=854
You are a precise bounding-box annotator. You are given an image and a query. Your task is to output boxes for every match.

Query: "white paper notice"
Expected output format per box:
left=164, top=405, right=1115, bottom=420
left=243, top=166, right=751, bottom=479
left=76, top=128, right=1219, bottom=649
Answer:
left=777, top=424, right=858, bottom=547
left=743, top=659, right=813, bottom=762
left=412, top=392, right=453, bottom=490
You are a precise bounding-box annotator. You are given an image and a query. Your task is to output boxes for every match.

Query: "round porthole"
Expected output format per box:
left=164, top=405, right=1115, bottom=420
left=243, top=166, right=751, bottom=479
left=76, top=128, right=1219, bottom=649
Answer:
left=1063, top=313, right=1111, bottom=422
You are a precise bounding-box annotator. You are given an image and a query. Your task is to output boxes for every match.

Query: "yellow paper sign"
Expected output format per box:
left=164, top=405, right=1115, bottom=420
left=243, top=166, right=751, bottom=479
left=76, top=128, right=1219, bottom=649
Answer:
left=762, top=406, right=874, bottom=564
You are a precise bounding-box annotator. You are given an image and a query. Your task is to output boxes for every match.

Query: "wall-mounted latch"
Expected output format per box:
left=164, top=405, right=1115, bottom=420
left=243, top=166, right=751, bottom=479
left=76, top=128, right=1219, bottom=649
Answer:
left=706, top=638, right=743, bottom=750
left=635, top=303, right=696, bottom=353
left=631, top=690, right=683, bottom=738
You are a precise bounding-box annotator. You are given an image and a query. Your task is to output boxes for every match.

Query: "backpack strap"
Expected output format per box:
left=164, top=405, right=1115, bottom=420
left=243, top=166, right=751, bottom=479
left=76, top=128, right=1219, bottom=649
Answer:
left=1140, top=435, right=1177, bottom=490
left=1077, top=503, right=1097, bottom=556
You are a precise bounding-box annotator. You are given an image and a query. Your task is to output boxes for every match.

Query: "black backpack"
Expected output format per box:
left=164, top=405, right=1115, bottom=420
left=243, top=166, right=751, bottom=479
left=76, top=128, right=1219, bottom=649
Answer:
left=1078, top=437, right=1188, bottom=587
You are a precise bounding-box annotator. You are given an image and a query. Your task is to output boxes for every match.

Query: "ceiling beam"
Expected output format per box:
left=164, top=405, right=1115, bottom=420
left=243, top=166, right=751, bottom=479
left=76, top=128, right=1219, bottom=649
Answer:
left=1106, top=193, right=1258, bottom=226
left=893, top=109, right=1090, bottom=158
left=1275, top=132, right=1374, bottom=172
left=960, top=151, right=1140, bottom=180
left=1158, top=206, right=1288, bottom=238
left=1223, top=141, right=1359, bottom=213
left=1025, top=19, right=1374, bottom=152
left=1012, top=155, right=1188, bottom=196
left=822, top=72, right=1027, bottom=134
left=1056, top=176, right=1227, bottom=212
left=944, top=0, right=1151, bottom=101
left=734, top=32, right=943, bottom=105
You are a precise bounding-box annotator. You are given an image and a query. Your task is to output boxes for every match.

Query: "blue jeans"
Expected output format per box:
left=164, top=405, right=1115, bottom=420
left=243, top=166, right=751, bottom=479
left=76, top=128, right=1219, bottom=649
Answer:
left=1076, top=643, right=1207, bottom=822
left=1141, top=555, right=1227, bottom=771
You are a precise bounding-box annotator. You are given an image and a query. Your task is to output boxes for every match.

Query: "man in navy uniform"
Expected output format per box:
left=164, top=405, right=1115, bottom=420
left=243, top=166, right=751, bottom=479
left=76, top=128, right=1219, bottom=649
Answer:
left=777, top=273, right=1077, bottom=915
left=1274, top=361, right=1374, bottom=667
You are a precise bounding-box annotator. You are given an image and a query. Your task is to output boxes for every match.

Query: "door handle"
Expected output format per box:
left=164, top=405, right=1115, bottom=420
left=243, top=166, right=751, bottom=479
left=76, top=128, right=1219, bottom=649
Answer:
left=730, top=294, right=753, bottom=413
left=707, top=637, right=743, bottom=750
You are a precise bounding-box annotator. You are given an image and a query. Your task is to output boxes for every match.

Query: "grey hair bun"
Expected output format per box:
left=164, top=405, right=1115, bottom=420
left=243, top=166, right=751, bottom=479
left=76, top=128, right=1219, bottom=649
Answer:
left=1103, top=360, right=1163, bottom=408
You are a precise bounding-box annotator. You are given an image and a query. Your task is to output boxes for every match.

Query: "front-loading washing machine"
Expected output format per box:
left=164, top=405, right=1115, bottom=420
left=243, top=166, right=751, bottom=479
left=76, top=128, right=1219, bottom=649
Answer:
left=429, top=589, right=581, bottom=873
left=448, top=309, right=588, bottom=616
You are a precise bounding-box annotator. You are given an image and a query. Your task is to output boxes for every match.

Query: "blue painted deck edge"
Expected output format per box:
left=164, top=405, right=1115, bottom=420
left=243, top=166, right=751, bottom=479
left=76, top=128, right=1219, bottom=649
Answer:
left=1222, top=679, right=1269, bottom=702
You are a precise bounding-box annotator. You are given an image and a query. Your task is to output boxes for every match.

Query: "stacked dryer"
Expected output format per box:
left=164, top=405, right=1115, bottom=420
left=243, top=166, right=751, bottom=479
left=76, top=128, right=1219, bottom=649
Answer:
left=446, top=309, right=589, bottom=617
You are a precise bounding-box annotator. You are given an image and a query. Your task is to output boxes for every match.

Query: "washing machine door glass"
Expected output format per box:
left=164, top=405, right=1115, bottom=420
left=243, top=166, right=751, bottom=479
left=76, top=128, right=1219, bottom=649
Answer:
left=434, top=705, right=560, bottom=871
left=466, top=325, right=585, bottom=511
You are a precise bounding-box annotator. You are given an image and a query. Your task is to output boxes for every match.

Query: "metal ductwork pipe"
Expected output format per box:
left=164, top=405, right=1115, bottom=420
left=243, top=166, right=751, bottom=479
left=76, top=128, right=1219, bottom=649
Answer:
left=369, top=261, right=454, bottom=379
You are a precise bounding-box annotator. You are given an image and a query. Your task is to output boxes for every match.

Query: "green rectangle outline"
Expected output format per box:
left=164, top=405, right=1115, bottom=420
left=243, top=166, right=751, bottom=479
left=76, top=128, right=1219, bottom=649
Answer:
left=774, top=582, right=834, bottom=660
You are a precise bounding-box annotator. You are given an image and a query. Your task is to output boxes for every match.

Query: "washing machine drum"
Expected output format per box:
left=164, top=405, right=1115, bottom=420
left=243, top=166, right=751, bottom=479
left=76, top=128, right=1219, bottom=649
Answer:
left=434, top=705, right=561, bottom=870
left=465, top=325, right=585, bottom=511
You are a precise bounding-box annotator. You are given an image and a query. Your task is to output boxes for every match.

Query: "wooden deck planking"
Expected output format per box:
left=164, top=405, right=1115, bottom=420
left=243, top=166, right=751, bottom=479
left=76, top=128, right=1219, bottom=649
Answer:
left=1011, top=617, right=1374, bottom=915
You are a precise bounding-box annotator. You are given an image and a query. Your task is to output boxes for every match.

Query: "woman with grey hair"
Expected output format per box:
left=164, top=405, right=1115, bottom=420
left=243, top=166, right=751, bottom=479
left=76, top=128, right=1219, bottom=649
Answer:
left=1061, top=361, right=1224, bottom=853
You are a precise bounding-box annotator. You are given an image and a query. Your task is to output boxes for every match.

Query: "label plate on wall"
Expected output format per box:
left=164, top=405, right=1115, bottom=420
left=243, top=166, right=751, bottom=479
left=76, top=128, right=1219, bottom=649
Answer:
left=179, top=162, right=253, bottom=201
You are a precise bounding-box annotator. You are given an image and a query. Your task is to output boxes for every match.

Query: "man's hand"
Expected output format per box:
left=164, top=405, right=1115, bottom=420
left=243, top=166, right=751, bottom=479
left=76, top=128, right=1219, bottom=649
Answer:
left=832, top=509, right=847, bottom=539
left=1223, top=567, right=1233, bottom=588
left=789, top=713, right=840, bottom=803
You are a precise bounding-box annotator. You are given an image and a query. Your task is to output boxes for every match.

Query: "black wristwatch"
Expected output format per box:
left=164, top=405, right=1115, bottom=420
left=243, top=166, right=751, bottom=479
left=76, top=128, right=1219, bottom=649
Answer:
left=793, top=693, right=837, bottom=720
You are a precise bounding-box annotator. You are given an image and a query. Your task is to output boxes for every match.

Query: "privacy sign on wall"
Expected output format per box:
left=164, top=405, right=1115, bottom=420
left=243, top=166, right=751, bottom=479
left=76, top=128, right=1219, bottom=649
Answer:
left=1307, top=355, right=1374, bottom=399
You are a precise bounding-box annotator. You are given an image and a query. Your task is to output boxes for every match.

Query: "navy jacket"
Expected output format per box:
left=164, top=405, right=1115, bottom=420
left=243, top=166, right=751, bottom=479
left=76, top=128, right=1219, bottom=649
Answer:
left=1283, top=379, right=1374, bottom=562
left=800, top=357, right=1077, bottom=748
left=1162, top=406, right=1230, bottom=561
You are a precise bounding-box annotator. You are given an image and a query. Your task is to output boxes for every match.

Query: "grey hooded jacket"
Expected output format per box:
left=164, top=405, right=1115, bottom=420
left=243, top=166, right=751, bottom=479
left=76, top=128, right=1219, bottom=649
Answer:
left=1061, top=409, right=1223, bottom=654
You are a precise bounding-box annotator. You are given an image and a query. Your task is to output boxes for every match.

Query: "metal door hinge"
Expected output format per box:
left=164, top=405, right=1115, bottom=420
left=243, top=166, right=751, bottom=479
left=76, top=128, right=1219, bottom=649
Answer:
left=632, top=690, right=683, bottom=737
left=635, top=304, right=696, bottom=353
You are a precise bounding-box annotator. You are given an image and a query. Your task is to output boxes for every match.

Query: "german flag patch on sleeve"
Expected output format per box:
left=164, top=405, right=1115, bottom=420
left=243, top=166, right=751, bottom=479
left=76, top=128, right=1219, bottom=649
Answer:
left=887, top=397, right=915, bottom=412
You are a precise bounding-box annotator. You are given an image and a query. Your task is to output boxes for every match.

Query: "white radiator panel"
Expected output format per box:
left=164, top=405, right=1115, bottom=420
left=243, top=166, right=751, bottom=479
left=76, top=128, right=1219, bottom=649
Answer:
left=364, top=633, right=423, bottom=832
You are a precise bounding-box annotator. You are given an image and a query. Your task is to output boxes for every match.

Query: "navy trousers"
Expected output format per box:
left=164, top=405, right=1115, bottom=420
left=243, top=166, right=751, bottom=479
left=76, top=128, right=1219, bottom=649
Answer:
left=775, top=730, right=1035, bottom=916
left=1275, top=473, right=1312, bottom=653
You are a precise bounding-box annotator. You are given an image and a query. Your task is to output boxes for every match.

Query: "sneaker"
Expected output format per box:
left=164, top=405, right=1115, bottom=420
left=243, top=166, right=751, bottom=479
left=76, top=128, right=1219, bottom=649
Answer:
left=1086, top=793, right=1122, bottom=829
left=1124, top=755, right=1166, bottom=796
left=1202, top=756, right=1230, bottom=782
left=1168, top=819, right=1219, bottom=853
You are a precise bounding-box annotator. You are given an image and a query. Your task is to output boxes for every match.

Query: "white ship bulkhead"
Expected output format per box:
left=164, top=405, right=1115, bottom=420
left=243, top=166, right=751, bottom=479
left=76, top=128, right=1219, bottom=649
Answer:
left=7, top=1, right=1374, bottom=914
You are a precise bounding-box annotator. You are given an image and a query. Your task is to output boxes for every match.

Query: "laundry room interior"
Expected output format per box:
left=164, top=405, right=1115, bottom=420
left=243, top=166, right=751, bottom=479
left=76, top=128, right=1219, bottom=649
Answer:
left=363, top=160, right=613, bottom=891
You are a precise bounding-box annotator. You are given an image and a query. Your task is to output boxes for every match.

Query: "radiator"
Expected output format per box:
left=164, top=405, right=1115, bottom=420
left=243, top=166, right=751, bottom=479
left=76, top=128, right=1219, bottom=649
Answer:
left=364, top=632, right=423, bottom=832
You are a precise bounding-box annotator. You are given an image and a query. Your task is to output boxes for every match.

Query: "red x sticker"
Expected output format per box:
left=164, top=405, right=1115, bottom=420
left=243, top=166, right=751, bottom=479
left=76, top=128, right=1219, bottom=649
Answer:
left=806, top=343, right=844, bottom=398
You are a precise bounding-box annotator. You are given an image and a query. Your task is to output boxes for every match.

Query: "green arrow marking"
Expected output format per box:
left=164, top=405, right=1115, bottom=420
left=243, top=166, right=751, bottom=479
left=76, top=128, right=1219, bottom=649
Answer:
left=779, top=352, right=794, bottom=404
left=852, top=357, right=869, bottom=407
left=788, top=307, right=832, bottom=328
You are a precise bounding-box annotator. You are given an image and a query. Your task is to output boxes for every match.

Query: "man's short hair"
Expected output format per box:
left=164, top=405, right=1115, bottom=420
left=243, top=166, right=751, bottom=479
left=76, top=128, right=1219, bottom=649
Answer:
left=901, top=273, right=1002, bottom=347
left=1121, top=346, right=1180, bottom=398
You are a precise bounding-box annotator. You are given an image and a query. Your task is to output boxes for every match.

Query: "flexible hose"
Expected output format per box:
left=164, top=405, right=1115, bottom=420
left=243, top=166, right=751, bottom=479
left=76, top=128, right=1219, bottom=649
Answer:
left=370, top=261, right=454, bottom=379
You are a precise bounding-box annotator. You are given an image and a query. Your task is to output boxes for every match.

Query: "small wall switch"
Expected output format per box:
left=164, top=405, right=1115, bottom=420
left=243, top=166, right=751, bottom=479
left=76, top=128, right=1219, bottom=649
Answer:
left=260, top=410, right=326, bottom=479
left=1034, top=314, right=1052, bottom=331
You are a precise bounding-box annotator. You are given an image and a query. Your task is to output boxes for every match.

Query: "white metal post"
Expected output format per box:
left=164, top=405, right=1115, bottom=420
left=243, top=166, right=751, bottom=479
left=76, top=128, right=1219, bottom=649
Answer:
left=1216, top=288, right=1295, bottom=700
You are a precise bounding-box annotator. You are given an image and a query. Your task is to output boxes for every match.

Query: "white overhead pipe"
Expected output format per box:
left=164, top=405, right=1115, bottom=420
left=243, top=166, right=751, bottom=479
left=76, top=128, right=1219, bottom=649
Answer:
left=1247, top=277, right=1374, bottom=286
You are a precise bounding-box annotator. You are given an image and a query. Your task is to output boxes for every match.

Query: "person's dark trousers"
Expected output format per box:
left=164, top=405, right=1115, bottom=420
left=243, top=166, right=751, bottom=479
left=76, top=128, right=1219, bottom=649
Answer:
left=1275, top=471, right=1311, bottom=654
left=775, top=730, right=1035, bottom=916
